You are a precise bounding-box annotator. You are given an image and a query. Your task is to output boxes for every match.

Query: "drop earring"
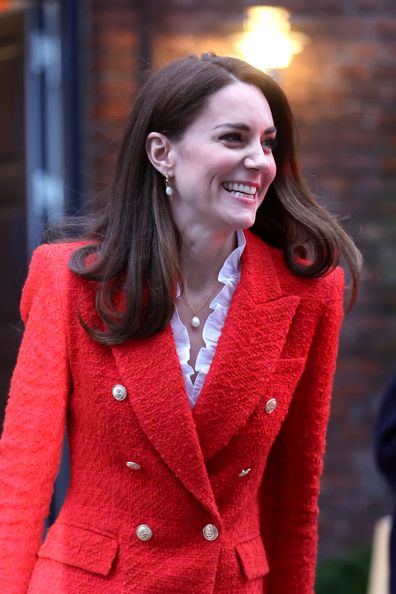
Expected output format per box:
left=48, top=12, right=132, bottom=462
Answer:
left=165, top=174, right=173, bottom=196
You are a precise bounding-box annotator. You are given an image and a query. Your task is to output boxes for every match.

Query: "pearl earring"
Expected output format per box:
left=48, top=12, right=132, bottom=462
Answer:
left=165, top=174, right=173, bottom=196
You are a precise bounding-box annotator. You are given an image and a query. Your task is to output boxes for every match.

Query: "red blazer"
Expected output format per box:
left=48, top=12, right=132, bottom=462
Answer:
left=0, top=231, right=344, bottom=594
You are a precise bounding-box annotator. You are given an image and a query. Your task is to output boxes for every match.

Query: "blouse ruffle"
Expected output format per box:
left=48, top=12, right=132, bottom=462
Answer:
left=170, top=230, right=246, bottom=408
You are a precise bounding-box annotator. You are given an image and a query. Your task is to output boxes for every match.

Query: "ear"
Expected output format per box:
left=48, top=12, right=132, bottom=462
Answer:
left=145, top=132, right=174, bottom=176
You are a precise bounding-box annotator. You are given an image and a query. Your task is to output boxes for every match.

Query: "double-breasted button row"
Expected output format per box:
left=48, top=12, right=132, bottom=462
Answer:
left=113, top=385, right=277, bottom=414
left=236, top=396, right=278, bottom=480
left=135, top=523, right=219, bottom=542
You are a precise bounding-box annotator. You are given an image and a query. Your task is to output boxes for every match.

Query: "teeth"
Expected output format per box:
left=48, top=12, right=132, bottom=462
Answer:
left=222, top=182, right=256, bottom=195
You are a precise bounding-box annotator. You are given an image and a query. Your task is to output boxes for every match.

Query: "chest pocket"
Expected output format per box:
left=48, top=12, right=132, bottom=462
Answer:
left=37, top=521, right=119, bottom=576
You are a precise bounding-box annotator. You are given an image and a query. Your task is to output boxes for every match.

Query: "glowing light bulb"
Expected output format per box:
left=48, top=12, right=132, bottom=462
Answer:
left=236, top=6, right=307, bottom=71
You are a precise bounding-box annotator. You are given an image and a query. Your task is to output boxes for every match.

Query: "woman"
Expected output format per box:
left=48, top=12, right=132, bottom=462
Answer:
left=0, top=54, right=361, bottom=593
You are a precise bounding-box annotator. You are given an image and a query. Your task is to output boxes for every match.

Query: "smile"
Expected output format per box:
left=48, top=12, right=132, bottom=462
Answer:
left=222, top=182, right=257, bottom=196
left=221, top=182, right=259, bottom=202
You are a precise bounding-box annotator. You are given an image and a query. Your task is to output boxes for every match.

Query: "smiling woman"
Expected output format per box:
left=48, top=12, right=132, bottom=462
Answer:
left=0, top=54, right=362, bottom=594
left=146, top=81, right=277, bottom=238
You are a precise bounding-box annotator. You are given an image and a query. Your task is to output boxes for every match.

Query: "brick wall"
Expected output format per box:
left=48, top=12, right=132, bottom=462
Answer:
left=86, top=0, right=396, bottom=560
left=85, top=0, right=139, bottom=192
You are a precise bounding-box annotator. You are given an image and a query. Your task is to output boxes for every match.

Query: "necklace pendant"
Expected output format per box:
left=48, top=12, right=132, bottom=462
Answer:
left=191, top=315, right=201, bottom=328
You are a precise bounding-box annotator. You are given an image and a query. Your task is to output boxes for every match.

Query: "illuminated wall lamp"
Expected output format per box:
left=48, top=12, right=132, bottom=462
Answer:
left=236, top=6, right=307, bottom=70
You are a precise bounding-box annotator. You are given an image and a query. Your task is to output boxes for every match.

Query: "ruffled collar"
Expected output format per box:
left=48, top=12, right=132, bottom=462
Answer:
left=171, top=230, right=246, bottom=408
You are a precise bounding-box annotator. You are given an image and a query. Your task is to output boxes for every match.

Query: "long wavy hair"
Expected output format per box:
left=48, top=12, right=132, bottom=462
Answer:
left=60, top=53, right=361, bottom=345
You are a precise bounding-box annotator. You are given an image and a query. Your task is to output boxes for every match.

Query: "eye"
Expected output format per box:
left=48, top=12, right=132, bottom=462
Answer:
left=220, top=132, right=243, bottom=144
left=262, top=137, right=278, bottom=151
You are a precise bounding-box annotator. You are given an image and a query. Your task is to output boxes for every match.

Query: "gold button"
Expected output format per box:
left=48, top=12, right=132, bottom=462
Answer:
left=265, top=398, right=277, bottom=414
left=202, top=524, right=219, bottom=541
left=136, top=524, right=153, bottom=541
left=126, top=461, right=141, bottom=470
left=112, top=384, right=127, bottom=401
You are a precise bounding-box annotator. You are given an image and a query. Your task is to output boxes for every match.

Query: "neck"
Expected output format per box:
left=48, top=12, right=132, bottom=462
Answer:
left=179, top=227, right=237, bottom=293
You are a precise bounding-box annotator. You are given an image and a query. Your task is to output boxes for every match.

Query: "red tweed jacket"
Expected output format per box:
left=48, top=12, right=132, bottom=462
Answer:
left=0, top=231, right=344, bottom=594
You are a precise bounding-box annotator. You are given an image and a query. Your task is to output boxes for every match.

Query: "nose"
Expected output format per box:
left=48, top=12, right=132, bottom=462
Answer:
left=243, top=142, right=272, bottom=171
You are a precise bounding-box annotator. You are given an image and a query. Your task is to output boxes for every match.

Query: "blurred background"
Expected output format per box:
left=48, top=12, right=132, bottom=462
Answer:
left=0, top=0, right=395, bottom=591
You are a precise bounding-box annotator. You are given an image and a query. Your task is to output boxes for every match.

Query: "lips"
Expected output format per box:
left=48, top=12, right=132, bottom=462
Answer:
left=222, top=181, right=258, bottom=196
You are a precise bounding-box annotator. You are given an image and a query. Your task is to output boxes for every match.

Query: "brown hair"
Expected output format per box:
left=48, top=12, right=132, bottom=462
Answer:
left=63, top=54, right=361, bottom=344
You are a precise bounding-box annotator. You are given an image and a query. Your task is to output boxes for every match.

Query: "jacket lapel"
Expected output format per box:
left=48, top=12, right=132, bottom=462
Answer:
left=192, top=233, right=300, bottom=462
left=111, top=232, right=299, bottom=513
left=111, top=329, right=221, bottom=522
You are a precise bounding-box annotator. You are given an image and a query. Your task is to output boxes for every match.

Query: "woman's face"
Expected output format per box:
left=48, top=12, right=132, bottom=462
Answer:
left=168, top=81, right=277, bottom=235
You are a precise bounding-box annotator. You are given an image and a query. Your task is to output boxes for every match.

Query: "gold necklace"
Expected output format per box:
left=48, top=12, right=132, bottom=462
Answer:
left=179, top=286, right=219, bottom=328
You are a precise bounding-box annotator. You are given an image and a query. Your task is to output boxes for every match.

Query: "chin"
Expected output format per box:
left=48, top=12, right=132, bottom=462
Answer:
left=227, top=214, right=257, bottom=230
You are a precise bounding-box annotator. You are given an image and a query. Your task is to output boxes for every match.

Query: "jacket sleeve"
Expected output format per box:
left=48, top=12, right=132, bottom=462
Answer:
left=0, top=245, right=70, bottom=593
left=260, top=268, right=345, bottom=594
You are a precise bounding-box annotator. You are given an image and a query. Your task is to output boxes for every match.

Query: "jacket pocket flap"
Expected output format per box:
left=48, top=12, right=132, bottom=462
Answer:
left=235, top=535, right=269, bottom=580
left=38, top=521, right=118, bottom=576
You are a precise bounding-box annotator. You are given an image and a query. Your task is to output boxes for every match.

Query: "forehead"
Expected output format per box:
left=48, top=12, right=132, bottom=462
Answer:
left=187, top=81, right=274, bottom=132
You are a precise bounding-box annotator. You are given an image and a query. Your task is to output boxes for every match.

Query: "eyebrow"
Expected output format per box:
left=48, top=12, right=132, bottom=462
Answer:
left=214, top=123, right=277, bottom=134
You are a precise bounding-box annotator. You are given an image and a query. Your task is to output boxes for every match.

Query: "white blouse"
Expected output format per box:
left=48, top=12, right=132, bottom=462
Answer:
left=171, top=230, right=246, bottom=408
